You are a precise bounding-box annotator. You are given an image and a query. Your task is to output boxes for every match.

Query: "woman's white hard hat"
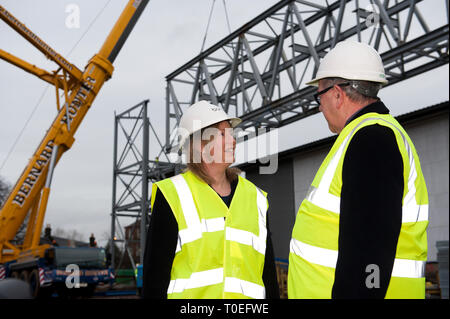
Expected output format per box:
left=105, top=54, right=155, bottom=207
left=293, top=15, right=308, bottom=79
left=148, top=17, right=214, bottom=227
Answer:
left=177, top=100, right=241, bottom=150
left=306, top=40, right=388, bottom=86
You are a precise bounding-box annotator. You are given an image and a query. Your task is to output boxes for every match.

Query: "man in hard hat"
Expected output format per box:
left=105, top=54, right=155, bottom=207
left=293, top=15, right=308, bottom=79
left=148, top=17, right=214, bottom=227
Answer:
left=288, top=41, right=428, bottom=299
left=142, top=101, right=279, bottom=299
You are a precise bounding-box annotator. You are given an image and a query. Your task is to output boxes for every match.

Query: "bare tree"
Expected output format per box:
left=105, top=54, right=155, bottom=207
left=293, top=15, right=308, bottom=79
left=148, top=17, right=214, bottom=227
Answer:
left=0, top=176, right=27, bottom=245
left=53, top=227, right=84, bottom=242
left=0, top=176, right=11, bottom=207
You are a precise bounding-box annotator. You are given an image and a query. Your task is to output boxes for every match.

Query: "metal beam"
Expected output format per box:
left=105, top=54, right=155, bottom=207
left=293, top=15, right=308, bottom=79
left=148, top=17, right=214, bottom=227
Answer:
left=111, top=100, right=151, bottom=270
left=163, top=0, right=447, bottom=160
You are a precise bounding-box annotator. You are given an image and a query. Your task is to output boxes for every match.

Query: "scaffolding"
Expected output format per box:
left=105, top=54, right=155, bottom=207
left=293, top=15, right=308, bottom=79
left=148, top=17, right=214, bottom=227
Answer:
left=110, top=100, right=183, bottom=270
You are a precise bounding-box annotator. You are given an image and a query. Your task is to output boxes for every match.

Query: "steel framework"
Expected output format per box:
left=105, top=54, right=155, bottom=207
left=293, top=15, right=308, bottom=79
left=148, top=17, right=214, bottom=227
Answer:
left=165, top=0, right=449, bottom=149
left=110, top=100, right=182, bottom=270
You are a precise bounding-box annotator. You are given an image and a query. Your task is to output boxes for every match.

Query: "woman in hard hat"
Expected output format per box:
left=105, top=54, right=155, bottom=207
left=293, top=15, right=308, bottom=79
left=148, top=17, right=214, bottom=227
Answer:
left=142, top=100, right=279, bottom=299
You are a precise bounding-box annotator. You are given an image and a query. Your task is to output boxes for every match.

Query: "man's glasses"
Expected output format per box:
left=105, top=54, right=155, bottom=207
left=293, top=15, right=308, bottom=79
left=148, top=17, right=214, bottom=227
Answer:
left=313, top=82, right=350, bottom=105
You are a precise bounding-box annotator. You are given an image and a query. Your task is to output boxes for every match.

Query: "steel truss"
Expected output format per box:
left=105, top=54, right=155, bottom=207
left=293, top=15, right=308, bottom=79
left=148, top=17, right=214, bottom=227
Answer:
left=110, top=100, right=182, bottom=270
left=165, top=0, right=449, bottom=148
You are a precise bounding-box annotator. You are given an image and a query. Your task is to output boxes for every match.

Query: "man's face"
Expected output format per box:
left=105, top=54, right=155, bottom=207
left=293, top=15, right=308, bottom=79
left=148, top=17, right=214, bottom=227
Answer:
left=317, top=80, right=341, bottom=133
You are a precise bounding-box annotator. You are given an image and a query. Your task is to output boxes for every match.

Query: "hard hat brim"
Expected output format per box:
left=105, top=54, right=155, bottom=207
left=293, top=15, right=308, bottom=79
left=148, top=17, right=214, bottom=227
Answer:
left=305, top=77, right=320, bottom=87
left=228, top=117, right=242, bottom=128
left=305, top=74, right=388, bottom=87
left=177, top=116, right=242, bottom=151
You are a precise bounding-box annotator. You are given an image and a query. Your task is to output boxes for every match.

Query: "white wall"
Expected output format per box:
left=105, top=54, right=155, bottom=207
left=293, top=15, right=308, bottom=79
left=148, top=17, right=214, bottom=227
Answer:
left=403, top=113, right=449, bottom=261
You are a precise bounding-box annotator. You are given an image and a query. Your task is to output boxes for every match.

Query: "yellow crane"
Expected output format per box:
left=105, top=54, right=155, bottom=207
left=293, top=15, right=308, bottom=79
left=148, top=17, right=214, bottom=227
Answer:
left=0, top=0, right=149, bottom=295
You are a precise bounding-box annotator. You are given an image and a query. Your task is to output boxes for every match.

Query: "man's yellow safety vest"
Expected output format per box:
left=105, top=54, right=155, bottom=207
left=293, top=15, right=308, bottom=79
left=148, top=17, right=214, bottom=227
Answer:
left=288, top=112, right=428, bottom=299
left=151, top=170, right=269, bottom=299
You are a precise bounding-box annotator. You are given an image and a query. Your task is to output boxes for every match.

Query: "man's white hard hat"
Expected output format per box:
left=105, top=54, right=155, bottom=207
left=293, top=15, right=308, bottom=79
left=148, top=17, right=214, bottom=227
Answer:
left=177, top=100, right=241, bottom=150
left=306, top=40, right=388, bottom=86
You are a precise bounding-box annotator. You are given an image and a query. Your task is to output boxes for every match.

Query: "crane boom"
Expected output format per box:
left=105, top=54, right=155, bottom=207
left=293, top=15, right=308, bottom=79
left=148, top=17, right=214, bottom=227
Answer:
left=0, top=5, right=83, bottom=83
left=0, top=0, right=149, bottom=263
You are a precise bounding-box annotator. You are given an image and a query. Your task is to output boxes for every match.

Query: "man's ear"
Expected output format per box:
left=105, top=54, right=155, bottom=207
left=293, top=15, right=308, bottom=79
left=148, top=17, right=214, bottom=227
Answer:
left=334, top=85, right=346, bottom=109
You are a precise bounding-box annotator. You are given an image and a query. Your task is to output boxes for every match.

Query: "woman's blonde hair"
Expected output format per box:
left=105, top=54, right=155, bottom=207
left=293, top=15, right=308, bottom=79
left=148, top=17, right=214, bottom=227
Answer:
left=184, top=122, right=241, bottom=185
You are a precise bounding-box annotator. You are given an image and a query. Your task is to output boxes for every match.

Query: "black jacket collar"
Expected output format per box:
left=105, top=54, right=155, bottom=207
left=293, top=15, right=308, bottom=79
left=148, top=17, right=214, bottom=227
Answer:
left=345, top=100, right=390, bottom=127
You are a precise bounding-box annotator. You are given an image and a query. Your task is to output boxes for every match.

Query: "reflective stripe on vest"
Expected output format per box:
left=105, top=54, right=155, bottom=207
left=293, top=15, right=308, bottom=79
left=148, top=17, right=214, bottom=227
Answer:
left=168, top=268, right=266, bottom=299
left=164, top=173, right=268, bottom=298
left=290, top=238, right=425, bottom=278
left=168, top=268, right=223, bottom=294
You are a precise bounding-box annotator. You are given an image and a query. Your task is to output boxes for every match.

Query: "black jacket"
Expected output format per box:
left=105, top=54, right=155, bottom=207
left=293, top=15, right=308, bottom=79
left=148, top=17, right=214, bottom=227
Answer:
left=142, top=177, right=280, bottom=299
left=332, top=100, right=404, bottom=299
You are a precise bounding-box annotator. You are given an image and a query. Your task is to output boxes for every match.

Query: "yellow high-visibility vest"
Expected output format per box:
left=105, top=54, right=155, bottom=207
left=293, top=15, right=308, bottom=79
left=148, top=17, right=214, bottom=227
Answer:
left=151, top=170, right=269, bottom=299
left=288, top=112, right=428, bottom=299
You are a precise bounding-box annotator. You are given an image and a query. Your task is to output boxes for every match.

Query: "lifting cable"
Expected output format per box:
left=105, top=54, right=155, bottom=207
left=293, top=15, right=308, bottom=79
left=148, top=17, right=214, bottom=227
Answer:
left=0, top=0, right=113, bottom=174
left=199, top=0, right=233, bottom=53
left=200, top=0, right=217, bottom=53
left=222, top=0, right=232, bottom=35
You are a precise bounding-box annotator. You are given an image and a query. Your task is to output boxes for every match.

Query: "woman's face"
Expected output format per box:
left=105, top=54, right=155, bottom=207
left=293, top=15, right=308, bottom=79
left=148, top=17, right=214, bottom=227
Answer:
left=200, top=120, right=236, bottom=165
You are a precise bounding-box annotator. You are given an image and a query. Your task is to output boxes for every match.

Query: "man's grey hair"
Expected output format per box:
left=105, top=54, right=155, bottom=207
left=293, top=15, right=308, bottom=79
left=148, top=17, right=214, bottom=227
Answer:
left=322, top=77, right=382, bottom=104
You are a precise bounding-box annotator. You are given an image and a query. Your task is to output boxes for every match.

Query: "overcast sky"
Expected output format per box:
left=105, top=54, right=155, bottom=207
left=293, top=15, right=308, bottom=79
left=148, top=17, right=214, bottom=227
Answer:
left=0, top=0, right=448, bottom=247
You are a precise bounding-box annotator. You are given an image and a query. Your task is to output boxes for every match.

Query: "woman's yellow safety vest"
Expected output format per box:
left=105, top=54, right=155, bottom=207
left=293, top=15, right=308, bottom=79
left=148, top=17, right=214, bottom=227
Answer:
left=288, top=112, right=428, bottom=299
left=151, top=170, right=269, bottom=299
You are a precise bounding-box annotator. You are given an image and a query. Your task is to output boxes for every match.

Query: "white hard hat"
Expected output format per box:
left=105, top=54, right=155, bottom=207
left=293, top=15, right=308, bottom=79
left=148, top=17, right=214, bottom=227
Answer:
left=306, top=40, right=388, bottom=86
left=177, top=100, right=241, bottom=150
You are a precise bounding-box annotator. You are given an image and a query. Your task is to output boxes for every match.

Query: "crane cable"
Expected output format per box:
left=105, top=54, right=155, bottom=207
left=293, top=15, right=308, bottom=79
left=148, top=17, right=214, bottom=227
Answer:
left=199, top=0, right=233, bottom=53
left=222, top=0, right=232, bottom=35
left=200, top=0, right=217, bottom=53
left=0, top=0, right=113, bottom=174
